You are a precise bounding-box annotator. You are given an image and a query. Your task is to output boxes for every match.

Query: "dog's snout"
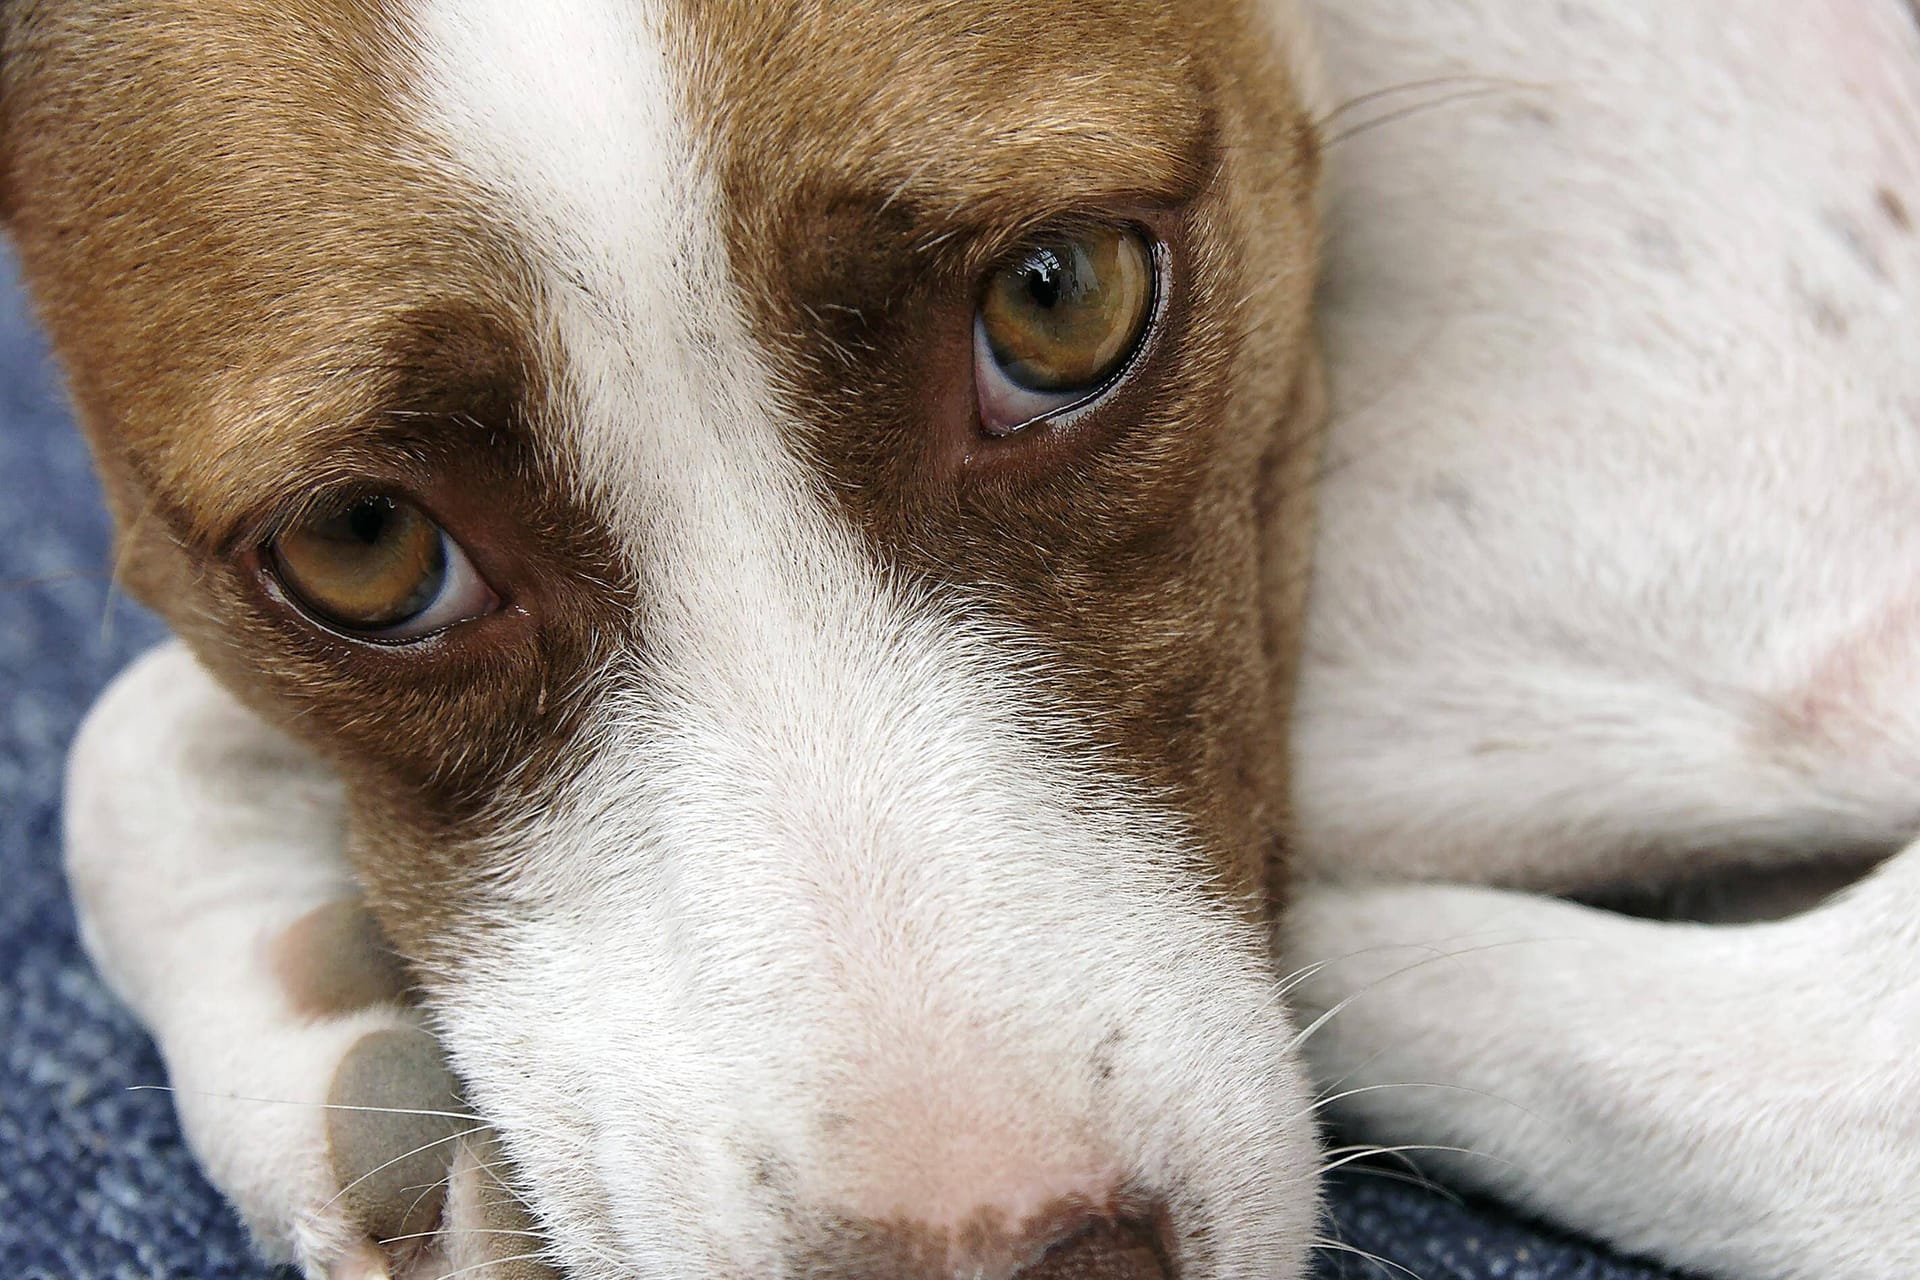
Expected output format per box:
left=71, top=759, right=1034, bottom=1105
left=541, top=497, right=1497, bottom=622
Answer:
left=1017, top=1215, right=1169, bottom=1280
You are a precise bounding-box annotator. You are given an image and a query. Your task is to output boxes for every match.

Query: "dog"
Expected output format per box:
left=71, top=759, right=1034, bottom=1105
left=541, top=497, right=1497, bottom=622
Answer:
left=7, top=1, right=1919, bottom=1278
left=3, top=1, right=1329, bottom=1277
left=1284, top=3, right=1920, bottom=1278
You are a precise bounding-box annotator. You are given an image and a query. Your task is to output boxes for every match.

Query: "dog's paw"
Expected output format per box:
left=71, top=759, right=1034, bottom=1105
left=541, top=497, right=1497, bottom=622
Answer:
left=65, top=646, right=557, bottom=1277
left=294, top=1030, right=559, bottom=1280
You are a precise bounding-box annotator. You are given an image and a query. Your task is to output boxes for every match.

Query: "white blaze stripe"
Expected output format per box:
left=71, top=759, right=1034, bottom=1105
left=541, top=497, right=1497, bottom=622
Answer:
left=410, top=2, right=1319, bottom=1277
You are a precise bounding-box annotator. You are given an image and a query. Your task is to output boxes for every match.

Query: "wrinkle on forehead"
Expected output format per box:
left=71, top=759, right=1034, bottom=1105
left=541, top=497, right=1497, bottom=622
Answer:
left=673, top=0, right=1220, bottom=237
left=1, top=0, right=549, bottom=546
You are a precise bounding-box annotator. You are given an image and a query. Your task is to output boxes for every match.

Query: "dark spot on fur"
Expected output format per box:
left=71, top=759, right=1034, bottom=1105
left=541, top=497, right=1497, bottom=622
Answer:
left=1091, top=1028, right=1124, bottom=1084
left=1822, top=208, right=1891, bottom=283
left=273, top=899, right=413, bottom=1019
left=1878, top=186, right=1912, bottom=235
left=1430, top=475, right=1478, bottom=528
left=752, top=1148, right=797, bottom=1200
left=1629, top=219, right=1686, bottom=274
left=1808, top=296, right=1851, bottom=338
left=1789, top=269, right=1854, bottom=341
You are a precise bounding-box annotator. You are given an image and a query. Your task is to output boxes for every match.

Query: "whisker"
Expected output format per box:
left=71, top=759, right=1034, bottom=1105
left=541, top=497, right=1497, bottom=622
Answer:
left=1323, top=82, right=1549, bottom=150
left=1286, top=934, right=1573, bottom=1055
left=1305, top=1079, right=1535, bottom=1120
left=319, top=1125, right=491, bottom=1219
left=1313, top=1237, right=1428, bottom=1280
left=433, top=1250, right=555, bottom=1280
left=1314, top=74, right=1537, bottom=129
left=1330, top=1159, right=1466, bottom=1206
left=127, top=1084, right=487, bottom=1125
left=1320, top=1141, right=1518, bottom=1177
left=400, top=1171, right=457, bottom=1235
left=1274, top=954, right=1343, bottom=1000
left=381, top=1226, right=549, bottom=1248
left=101, top=494, right=160, bottom=646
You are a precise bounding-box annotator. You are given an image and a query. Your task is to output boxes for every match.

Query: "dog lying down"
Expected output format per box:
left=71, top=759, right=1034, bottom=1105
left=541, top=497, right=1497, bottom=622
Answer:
left=4, top=0, right=1918, bottom=1276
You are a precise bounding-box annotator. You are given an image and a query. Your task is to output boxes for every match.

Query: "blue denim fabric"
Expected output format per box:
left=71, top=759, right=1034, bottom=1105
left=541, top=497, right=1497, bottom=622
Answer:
left=0, top=247, right=1684, bottom=1279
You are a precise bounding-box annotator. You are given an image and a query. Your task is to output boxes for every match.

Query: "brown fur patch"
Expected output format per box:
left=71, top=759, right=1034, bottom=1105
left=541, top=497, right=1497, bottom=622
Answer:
left=1878, top=184, right=1913, bottom=235
left=5, top=3, right=1323, bottom=1266
left=664, top=0, right=1325, bottom=909
left=6, top=0, right=1319, bottom=935
left=272, top=899, right=413, bottom=1019
left=1024, top=1218, right=1169, bottom=1280
left=1, top=1, right=640, bottom=963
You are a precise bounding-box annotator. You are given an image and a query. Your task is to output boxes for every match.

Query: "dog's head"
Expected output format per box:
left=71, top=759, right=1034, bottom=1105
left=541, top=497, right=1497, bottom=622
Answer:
left=3, top=1, right=1327, bottom=1274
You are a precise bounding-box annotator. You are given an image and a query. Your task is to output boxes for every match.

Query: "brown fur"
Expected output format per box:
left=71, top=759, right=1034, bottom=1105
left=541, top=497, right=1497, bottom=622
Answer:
left=667, top=0, right=1324, bottom=907
left=2, top=0, right=1321, bottom=951
left=325, top=1028, right=467, bottom=1243
left=0, top=1, right=642, bottom=961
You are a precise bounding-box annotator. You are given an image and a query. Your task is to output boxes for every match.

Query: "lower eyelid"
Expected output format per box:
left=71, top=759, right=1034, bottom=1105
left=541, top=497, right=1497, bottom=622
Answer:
left=973, top=316, right=1129, bottom=437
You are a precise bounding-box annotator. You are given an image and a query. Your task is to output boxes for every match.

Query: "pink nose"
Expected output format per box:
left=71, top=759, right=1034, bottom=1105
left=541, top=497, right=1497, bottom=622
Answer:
left=804, top=1207, right=1170, bottom=1280
left=1018, top=1215, right=1168, bottom=1280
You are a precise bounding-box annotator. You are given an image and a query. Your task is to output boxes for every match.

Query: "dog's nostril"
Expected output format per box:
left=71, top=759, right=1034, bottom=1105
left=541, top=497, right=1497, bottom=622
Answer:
left=1015, top=1215, right=1169, bottom=1280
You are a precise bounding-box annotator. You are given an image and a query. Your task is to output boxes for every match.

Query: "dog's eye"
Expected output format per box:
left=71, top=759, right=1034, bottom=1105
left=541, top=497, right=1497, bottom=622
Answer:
left=974, top=225, right=1155, bottom=435
left=270, top=496, right=496, bottom=641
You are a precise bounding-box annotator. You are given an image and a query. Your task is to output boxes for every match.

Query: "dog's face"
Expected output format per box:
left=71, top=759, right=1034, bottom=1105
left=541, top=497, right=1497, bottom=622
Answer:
left=3, top=0, right=1326, bottom=1273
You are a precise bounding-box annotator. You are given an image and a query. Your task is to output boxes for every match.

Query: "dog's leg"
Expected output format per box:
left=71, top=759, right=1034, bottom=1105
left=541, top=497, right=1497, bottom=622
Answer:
left=1280, top=856, right=1920, bottom=1280
left=65, top=641, right=552, bottom=1280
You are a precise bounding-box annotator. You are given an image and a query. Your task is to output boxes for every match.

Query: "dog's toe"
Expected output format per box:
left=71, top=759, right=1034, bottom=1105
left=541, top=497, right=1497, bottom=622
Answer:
left=318, top=1032, right=559, bottom=1279
left=326, top=1029, right=472, bottom=1244
left=327, top=1239, right=396, bottom=1280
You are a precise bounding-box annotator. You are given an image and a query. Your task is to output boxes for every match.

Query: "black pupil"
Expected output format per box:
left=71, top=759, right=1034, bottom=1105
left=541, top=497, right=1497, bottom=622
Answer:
left=1023, top=248, right=1068, bottom=310
left=345, top=499, right=393, bottom=545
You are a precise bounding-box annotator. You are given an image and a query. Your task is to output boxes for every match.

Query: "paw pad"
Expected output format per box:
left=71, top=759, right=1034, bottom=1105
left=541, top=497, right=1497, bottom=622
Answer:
left=326, top=1029, right=470, bottom=1244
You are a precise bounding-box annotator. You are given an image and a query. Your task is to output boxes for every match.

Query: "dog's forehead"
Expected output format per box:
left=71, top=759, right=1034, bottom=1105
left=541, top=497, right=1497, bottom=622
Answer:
left=9, top=0, right=1230, bottom=543
left=672, top=0, right=1219, bottom=210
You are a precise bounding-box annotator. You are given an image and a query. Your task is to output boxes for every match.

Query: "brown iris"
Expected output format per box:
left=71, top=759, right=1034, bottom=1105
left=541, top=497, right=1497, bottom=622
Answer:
left=979, top=226, right=1155, bottom=395
left=271, top=496, right=449, bottom=633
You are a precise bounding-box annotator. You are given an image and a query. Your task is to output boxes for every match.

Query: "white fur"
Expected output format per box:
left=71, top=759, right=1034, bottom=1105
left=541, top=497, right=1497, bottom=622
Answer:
left=1282, top=854, right=1920, bottom=1279
left=407, top=1, right=1319, bottom=1274
left=66, top=0, right=1920, bottom=1276
left=1285, top=1, right=1920, bottom=1275
left=1296, top=0, right=1920, bottom=890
